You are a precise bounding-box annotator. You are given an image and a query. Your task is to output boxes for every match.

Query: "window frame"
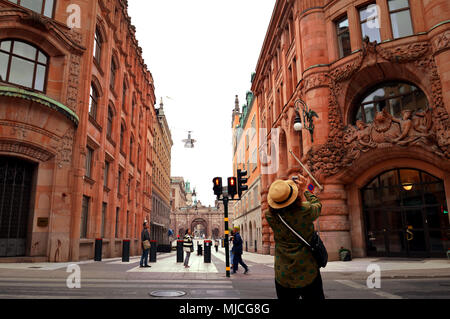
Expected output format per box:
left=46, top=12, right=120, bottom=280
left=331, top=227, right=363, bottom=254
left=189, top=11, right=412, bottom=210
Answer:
left=80, top=195, right=90, bottom=239
left=94, top=27, right=103, bottom=66
left=85, top=146, right=94, bottom=179
left=387, top=0, right=414, bottom=39
left=89, top=84, right=99, bottom=120
left=335, top=15, right=352, bottom=59
left=0, top=39, right=50, bottom=92
left=353, top=81, right=428, bottom=124
left=358, top=3, right=381, bottom=43
left=7, top=0, right=56, bottom=18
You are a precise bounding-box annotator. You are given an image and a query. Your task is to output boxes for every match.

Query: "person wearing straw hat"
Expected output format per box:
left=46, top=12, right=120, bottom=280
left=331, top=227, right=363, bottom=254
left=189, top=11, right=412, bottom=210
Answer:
left=266, top=175, right=325, bottom=300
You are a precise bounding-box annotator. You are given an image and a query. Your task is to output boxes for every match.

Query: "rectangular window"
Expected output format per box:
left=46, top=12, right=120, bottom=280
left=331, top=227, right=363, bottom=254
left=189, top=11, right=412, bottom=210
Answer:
left=85, top=146, right=94, bottom=179
left=336, top=16, right=352, bottom=58
left=94, top=28, right=102, bottom=65
left=80, top=196, right=90, bottom=238
left=126, top=211, right=130, bottom=238
left=117, top=169, right=122, bottom=195
left=101, top=202, right=107, bottom=238
left=115, top=207, right=119, bottom=238
left=359, top=3, right=381, bottom=43
left=8, top=0, right=55, bottom=18
left=104, top=161, right=110, bottom=188
left=388, top=0, right=413, bottom=39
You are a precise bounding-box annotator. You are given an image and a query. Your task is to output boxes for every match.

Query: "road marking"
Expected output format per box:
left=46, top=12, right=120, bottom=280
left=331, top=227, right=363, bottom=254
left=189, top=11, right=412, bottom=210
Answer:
left=335, top=280, right=403, bottom=299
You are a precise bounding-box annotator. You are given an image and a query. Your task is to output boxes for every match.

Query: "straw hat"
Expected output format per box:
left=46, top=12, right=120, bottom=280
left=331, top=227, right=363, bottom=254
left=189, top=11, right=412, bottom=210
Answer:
left=268, top=179, right=299, bottom=209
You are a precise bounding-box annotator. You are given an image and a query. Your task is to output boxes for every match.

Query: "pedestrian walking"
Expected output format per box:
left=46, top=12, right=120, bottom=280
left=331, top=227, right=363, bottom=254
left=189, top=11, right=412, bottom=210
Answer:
left=140, top=222, right=151, bottom=268
left=266, top=175, right=325, bottom=300
left=214, top=240, right=219, bottom=253
left=183, top=229, right=194, bottom=268
left=231, top=226, right=249, bottom=274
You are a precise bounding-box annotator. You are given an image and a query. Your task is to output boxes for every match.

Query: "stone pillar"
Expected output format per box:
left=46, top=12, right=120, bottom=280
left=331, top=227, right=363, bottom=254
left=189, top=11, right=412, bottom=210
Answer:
left=299, top=7, right=330, bottom=149
left=318, top=183, right=352, bottom=261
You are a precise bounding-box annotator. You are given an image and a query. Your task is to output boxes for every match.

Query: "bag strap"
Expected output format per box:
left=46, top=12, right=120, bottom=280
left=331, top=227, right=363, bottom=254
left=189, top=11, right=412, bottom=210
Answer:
left=277, top=214, right=311, bottom=248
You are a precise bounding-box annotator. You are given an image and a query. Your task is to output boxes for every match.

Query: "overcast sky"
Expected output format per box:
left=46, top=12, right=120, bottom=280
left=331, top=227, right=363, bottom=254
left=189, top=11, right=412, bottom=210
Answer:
left=128, top=0, right=276, bottom=207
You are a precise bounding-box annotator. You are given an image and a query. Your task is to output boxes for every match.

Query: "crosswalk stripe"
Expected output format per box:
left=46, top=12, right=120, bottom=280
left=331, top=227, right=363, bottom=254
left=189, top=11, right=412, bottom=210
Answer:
left=335, top=280, right=403, bottom=299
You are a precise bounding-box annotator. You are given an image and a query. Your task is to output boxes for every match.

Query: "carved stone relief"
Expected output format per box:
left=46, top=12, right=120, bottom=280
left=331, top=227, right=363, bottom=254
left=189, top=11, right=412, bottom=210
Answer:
left=306, top=38, right=450, bottom=178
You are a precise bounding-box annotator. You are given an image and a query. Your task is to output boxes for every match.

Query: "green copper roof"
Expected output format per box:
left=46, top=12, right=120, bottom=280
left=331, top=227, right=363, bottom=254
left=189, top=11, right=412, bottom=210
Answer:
left=0, top=86, right=79, bottom=126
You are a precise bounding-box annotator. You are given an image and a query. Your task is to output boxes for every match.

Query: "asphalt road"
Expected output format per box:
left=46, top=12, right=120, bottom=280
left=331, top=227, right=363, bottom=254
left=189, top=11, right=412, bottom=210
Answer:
left=0, top=252, right=448, bottom=299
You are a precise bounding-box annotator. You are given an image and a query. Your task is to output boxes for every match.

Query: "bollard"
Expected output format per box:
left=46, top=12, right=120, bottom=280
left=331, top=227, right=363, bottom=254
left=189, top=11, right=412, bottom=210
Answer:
left=255, top=240, right=257, bottom=253
left=122, top=240, right=130, bottom=262
left=94, top=238, right=102, bottom=261
left=176, top=240, right=184, bottom=263
left=204, top=240, right=211, bottom=263
left=150, top=240, right=157, bottom=263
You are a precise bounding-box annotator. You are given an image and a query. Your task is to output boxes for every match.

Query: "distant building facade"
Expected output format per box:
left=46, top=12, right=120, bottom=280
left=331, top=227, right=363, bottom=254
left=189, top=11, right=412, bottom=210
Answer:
left=0, top=0, right=160, bottom=261
left=231, top=92, right=263, bottom=253
left=151, top=99, right=173, bottom=245
left=170, top=177, right=227, bottom=239
left=252, top=0, right=450, bottom=260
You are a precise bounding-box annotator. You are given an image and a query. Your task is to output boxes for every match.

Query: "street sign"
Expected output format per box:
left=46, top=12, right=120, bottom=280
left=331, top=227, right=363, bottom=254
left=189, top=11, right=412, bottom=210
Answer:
left=308, top=183, right=315, bottom=192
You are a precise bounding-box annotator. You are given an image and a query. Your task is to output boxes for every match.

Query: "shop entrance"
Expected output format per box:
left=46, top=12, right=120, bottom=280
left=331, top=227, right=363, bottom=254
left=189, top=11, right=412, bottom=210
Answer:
left=362, top=169, right=449, bottom=258
left=0, top=157, right=35, bottom=257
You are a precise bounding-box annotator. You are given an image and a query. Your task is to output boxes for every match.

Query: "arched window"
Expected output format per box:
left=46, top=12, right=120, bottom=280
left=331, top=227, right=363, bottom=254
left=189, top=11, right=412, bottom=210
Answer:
left=93, top=27, right=103, bottom=65
left=129, top=134, right=134, bottom=164
left=89, top=84, right=99, bottom=119
left=131, top=96, right=136, bottom=124
left=7, top=0, right=55, bottom=18
left=110, top=57, right=117, bottom=90
left=353, top=82, right=428, bottom=124
left=0, top=39, right=49, bottom=92
left=107, top=105, right=114, bottom=138
left=120, top=123, right=125, bottom=152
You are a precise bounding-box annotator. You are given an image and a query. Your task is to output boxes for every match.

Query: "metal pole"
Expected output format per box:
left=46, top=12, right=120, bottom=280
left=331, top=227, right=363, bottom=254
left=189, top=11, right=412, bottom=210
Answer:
left=223, top=196, right=231, bottom=278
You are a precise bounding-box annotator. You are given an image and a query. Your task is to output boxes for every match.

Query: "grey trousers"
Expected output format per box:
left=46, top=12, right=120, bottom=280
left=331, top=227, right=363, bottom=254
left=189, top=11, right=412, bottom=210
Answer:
left=184, top=251, right=191, bottom=266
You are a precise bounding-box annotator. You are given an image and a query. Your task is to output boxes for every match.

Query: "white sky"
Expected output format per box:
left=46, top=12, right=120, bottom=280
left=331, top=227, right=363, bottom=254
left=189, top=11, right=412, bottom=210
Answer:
left=128, top=0, right=276, bottom=207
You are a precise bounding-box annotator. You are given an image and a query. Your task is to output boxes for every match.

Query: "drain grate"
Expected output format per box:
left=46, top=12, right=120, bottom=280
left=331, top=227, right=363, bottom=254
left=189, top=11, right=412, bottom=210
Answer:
left=149, top=290, right=186, bottom=297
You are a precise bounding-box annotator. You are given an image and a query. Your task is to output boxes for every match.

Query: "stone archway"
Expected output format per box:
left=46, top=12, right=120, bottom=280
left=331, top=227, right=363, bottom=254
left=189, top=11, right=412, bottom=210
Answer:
left=191, top=218, right=208, bottom=239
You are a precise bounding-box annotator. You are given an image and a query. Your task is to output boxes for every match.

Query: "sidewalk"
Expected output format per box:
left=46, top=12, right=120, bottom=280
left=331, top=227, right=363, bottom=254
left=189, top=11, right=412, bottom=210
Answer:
left=216, top=246, right=450, bottom=279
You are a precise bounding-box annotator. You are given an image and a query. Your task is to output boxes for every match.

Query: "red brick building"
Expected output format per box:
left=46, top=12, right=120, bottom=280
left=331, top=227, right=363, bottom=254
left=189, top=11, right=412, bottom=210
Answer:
left=253, top=0, right=450, bottom=259
left=0, top=0, right=159, bottom=261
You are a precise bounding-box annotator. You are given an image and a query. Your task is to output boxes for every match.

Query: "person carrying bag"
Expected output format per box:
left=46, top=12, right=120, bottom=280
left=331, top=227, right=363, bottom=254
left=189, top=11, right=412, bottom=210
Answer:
left=265, top=175, right=326, bottom=300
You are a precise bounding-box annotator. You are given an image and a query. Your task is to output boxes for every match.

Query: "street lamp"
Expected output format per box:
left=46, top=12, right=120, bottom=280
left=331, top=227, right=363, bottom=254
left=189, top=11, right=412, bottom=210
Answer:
left=294, top=99, right=319, bottom=143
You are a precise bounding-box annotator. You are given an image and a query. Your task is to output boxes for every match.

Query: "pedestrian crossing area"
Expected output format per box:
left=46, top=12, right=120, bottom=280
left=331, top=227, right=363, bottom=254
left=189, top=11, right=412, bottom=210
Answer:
left=0, top=277, right=239, bottom=299
left=127, top=251, right=220, bottom=273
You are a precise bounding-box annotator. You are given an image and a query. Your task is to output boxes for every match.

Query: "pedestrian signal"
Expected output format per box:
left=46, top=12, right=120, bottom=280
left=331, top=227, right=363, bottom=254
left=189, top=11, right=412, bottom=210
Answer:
left=228, top=177, right=237, bottom=199
left=213, top=177, right=223, bottom=197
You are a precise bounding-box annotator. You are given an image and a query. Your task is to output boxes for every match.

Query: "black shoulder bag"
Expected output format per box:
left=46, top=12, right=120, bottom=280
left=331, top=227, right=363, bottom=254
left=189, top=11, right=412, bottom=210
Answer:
left=277, top=214, right=328, bottom=268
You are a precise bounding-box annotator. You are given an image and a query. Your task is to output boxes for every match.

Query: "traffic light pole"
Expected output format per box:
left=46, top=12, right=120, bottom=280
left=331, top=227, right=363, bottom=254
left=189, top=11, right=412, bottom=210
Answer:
left=223, top=196, right=231, bottom=278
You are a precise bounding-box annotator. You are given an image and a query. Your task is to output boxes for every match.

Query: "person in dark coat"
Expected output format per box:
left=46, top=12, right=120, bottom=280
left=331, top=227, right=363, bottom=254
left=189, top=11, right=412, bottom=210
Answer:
left=231, top=226, right=249, bottom=274
left=140, top=222, right=151, bottom=268
left=266, top=175, right=325, bottom=300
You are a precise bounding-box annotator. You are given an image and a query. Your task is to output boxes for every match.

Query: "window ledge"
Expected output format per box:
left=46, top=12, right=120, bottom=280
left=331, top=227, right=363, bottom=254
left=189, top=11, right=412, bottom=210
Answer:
left=88, top=115, right=102, bottom=132
left=84, top=176, right=96, bottom=185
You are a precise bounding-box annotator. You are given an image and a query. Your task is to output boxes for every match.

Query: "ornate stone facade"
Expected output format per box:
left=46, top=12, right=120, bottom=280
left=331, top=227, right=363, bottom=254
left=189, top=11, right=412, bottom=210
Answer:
left=0, top=0, right=159, bottom=262
left=252, top=0, right=450, bottom=260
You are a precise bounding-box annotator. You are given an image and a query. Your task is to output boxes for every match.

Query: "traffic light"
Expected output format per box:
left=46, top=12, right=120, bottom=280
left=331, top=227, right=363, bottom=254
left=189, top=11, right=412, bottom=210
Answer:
left=213, top=177, right=223, bottom=197
left=237, top=169, right=248, bottom=199
left=227, top=177, right=237, bottom=199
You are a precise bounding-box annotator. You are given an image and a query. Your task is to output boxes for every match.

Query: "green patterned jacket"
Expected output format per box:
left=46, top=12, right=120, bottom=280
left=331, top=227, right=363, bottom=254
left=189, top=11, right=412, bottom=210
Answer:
left=265, top=191, right=322, bottom=288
